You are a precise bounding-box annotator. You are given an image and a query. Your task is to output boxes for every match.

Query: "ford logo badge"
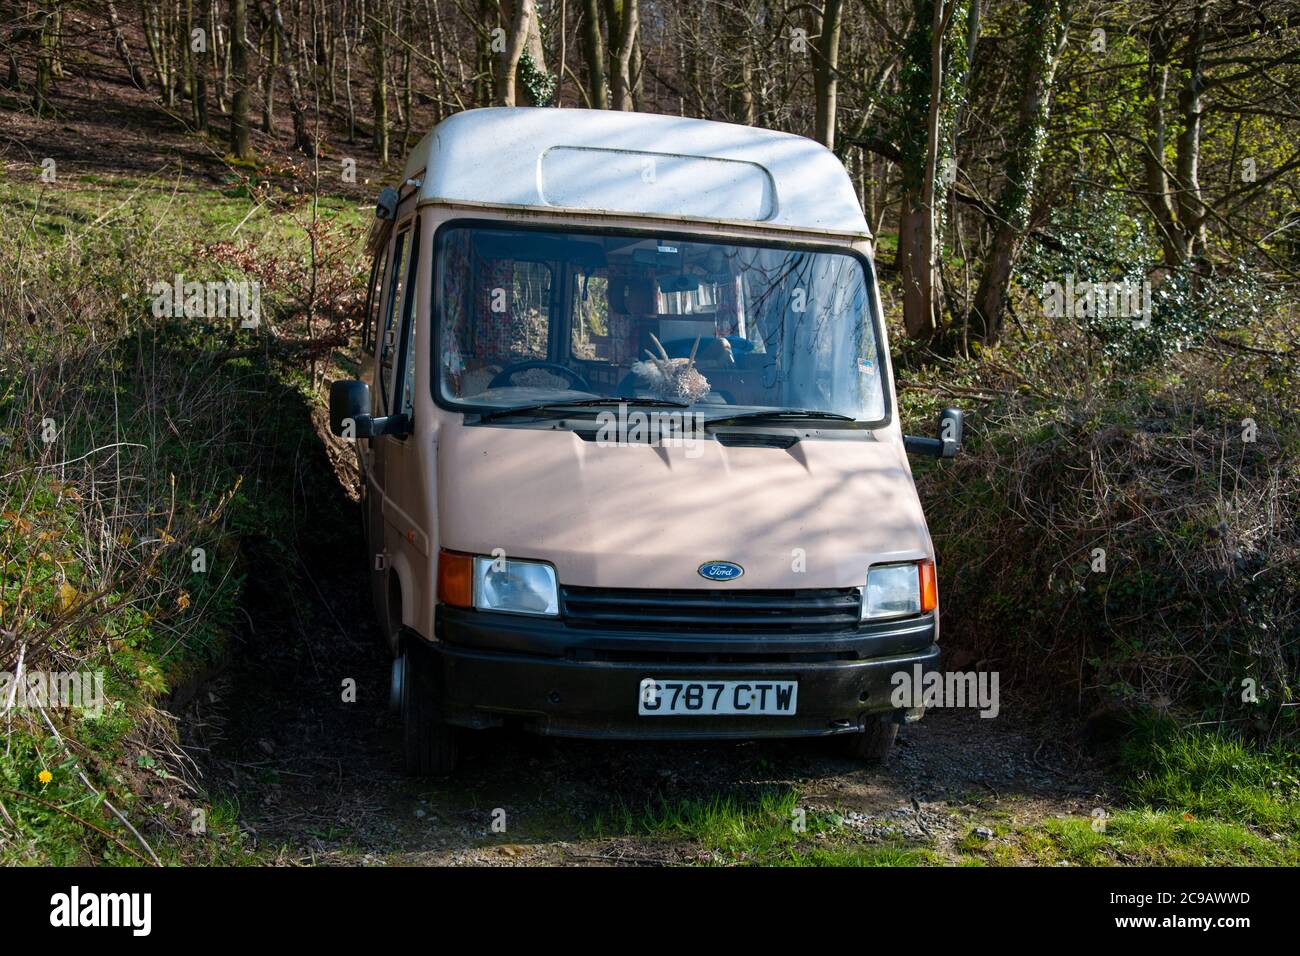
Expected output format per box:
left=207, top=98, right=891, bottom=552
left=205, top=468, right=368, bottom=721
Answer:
left=698, top=561, right=744, bottom=581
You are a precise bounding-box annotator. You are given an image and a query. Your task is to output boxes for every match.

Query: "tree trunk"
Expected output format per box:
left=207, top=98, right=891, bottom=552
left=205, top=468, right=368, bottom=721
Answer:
left=342, top=14, right=355, bottom=140
left=106, top=1, right=148, bottom=89
left=402, top=44, right=413, bottom=150
left=899, top=199, right=944, bottom=340
left=33, top=2, right=56, bottom=114
left=813, top=0, right=844, bottom=149
left=969, top=0, right=1069, bottom=343
left=1141, top=30, right=1184, bottom=267
left=898, top=0, right=945, bottom=340
left=229, top=0, right=252, bottom=158
left=737, top=58, right=755, bottom=125
left=178, top=0, right=193, bottom=100
left=213, top=0, right=228, bottom=112
left=520, top=0, right=550, bottom=105
left=262, top=14, right=277, bottom=133
left=557, top=0, right=566, bottom=106
left=1173, top=0, right=1209, bottom=263
left=372, top=4, right=389, bottom=162
left=630, top=24, right=643, bottom=110
left=473, top=0, right=493, bottom=106
left=495, top=0, right=532, bottom=105
left=605, top=0, right=637, bottom=110
left=193, top=0, right=210, bottom=129
left=263, top=0, right=314, bottom=155
left=142, top=1, right=174, bottom=105
left=896, top=0, right=972, bottom=342
left=582, top=0, right=606, bottom=109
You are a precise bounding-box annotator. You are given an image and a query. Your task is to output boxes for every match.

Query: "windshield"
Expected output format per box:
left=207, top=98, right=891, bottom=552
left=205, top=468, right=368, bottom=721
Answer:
left=435, top=224, right=887, bottom=424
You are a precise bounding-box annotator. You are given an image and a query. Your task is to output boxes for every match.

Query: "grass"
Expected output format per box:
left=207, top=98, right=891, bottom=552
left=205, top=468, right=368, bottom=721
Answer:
left=589, top=787, right=936, bottom=866
left=575, top=719, right=1300, bottom=867
left=1119, top=718, right=1300, bottom=833
left=0, top=168, right=366, bottom=864
left=976, top=809, right=1296, bottom=867
left=957, top=720, right=1300, bottom=866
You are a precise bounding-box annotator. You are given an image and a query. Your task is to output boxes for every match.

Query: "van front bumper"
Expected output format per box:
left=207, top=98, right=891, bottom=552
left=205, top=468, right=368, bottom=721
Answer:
left=426, top=606, right=940, bottom=739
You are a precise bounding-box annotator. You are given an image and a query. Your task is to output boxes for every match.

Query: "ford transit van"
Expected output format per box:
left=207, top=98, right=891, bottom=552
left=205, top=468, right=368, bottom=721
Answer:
left=329, top=108, right=962, bottom=774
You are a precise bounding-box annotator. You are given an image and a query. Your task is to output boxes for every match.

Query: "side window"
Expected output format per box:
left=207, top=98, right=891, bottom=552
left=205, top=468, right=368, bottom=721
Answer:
left=378, top=226, right=412, bottom=412
left=362, top=246, right=389, bottom=355
left=570, top=270, right=610, bottom=360
left=513, top=263, right=553, bottom=359
left=396, top=221, right=423, bottom=419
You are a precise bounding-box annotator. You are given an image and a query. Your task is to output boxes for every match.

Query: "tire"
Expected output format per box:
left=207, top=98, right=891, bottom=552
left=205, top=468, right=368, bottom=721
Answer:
left=842, top=716, right=899, bottom=763
left=399, top=640, right=459, bottom=776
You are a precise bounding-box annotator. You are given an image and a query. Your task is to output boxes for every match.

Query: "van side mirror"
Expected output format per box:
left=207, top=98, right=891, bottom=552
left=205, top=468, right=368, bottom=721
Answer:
left=330, top=379, right=369, bottom=435
left=329, top=379, right=410, bottom=440
left=937, top=407, right=963, bottom=458
left=904, top=407, right=964, bottom=459
left=375, top=187, right=399, bottom=221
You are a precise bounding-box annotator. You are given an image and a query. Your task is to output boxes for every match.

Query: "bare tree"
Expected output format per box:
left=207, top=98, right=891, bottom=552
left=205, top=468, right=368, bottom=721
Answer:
left=230, top=0, right=252, bottom=158
left=812, top=0, right=844, bottom=148
left=496, top=0, right=533, bottom=105
left=190, top=0, right=209, bottom=129
left=605, top=0, right=637, bottom=110
left=896, top=0, right=971, bottom=340
left=969, top=0, right=1070, bottom=342
left=372, top=0, right=389, bottom=162
left=105, top=1, right=147, bottom=89
left=582, top=0, right=607, bottom=108
left=262, top=0, right=314, bottom=154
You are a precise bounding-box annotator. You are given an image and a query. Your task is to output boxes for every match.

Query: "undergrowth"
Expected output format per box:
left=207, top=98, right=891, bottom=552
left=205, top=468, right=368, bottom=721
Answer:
left=895, top=286, right=1299, bottom=742
left=0, top=169, right=365, bottom=863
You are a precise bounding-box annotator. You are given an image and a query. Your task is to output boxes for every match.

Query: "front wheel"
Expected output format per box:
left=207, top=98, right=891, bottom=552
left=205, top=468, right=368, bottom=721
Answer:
left=399, top=641, right=459, bottom=776
left=842, top=717, right=898, bottom=763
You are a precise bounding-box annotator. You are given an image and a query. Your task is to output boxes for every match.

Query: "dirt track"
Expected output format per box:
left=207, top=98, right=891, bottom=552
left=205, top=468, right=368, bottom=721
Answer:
left=213, top=699, right=1112, bottom=864
left=186, top=409, right=1111, bottom=866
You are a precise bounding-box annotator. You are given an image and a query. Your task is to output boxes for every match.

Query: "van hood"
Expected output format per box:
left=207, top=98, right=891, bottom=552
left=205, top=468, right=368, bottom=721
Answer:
left=437, top=423, right=931, bottom=590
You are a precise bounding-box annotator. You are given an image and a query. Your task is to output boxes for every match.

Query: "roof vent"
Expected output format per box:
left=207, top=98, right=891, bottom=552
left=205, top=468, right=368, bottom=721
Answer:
left=539, top=146, right=776, bottom=222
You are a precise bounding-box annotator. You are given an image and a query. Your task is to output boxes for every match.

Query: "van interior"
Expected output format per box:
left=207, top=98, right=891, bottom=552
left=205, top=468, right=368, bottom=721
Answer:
left=433, top=224, right=886, bottom=423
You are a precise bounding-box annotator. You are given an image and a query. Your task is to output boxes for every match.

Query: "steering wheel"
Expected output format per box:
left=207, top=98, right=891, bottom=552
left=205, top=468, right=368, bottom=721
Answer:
left=488, top=360, right=592, bottom=393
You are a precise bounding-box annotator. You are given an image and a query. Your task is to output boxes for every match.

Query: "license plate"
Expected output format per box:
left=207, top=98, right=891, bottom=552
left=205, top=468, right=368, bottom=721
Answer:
left=638, top=678, right=798, bottom=716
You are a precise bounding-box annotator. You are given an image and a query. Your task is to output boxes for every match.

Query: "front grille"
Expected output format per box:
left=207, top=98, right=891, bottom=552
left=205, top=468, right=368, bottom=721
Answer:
left=560, top=585, right=863, bottom=633
left=568, top=647, right=857, bottom=663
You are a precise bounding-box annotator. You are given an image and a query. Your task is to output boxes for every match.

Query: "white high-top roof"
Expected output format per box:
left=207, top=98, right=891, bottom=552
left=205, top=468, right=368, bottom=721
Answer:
left=399, top=108, right=870, bottom=238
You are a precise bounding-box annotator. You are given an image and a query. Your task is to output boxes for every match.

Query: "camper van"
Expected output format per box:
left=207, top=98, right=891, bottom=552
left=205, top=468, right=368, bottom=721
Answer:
left=330, top=108, right=962, bottom=775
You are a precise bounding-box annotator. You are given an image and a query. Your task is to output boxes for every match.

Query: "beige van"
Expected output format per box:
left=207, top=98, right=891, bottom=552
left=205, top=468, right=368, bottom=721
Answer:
left=330, top=108, right=962, bottom=775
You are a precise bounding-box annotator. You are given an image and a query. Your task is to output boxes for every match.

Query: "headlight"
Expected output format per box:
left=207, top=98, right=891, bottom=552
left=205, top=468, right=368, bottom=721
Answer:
left=861, top=561, right=935, bottom=620
left=473, top=556, right=559, bottom=617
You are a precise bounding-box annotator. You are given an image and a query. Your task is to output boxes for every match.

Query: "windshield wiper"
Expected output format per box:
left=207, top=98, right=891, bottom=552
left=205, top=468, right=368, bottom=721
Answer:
left=704, top=409, right=857, bottom=428
left=473, top=396, right=690, bottom=423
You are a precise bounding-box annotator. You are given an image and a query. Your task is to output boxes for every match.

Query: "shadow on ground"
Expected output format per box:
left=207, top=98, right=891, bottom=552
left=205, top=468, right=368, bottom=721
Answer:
left=190, top=380, right=1109, bottom=865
